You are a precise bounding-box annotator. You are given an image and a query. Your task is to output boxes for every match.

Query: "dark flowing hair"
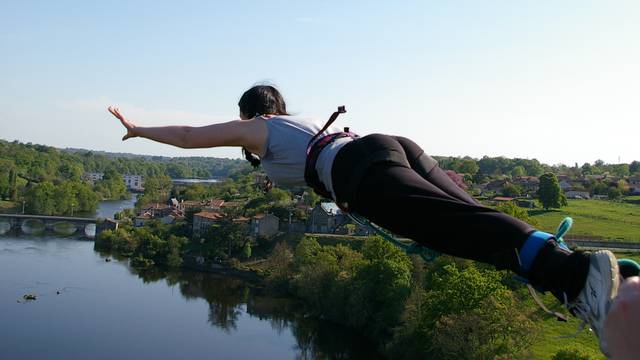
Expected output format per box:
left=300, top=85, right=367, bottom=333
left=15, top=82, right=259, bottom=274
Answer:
left=238, top=85, right=289, bottom=167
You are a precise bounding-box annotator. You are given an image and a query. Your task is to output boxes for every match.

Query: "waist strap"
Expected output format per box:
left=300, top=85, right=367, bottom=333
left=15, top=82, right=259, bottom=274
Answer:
left=304, top=132, right=358, bottom=201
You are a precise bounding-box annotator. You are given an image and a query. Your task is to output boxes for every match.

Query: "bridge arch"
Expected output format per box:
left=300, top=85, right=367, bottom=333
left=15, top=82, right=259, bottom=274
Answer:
left=52, top=221, right=78, bottom=236
left=21, top=219, right=45, bottom=235
left=0, top=214, right=97, bottom=238
left=84, top=223, right=96, bottom=238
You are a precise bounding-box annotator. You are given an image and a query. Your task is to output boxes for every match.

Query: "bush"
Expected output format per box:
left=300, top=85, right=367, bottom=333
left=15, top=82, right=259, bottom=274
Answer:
left=387, top=259, right=537, bottom=359
left=551, top=348, right=594, bottom=360
left=495, top=201, right=538, bottom=226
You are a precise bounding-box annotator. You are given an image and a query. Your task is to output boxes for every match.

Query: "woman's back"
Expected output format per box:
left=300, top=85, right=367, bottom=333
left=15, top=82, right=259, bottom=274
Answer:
left=260, top=115, right=349, bottom=192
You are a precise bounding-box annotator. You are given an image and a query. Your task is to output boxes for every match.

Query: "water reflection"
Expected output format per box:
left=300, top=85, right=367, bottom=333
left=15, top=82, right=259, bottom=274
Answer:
left=0, top=220, right=10, bottom=234
left=96, top=249, right=382, bottom=360
left=52, top=222, right=77, bottom=236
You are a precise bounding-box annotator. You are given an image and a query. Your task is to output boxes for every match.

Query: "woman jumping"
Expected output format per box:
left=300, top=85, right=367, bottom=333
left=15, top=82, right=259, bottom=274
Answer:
left=109, top=85, right=623, bottom=356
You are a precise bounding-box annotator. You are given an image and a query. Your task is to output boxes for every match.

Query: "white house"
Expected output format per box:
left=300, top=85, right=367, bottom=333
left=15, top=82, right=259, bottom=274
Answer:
left=565, top=190, right=591, bottom=199
left=123, top=174, right=144, bottom=191
left=82, top=172, right=143, bottom=191
left=83, top=172, right=104, bottom=184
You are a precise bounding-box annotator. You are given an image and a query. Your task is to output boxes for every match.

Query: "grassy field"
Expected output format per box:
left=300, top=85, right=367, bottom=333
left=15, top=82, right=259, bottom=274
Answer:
left=529, top=293, right=604, bottom=359
left=529, top=198, right=640, bottom=242
left=530, top=251, right=640, bottom=359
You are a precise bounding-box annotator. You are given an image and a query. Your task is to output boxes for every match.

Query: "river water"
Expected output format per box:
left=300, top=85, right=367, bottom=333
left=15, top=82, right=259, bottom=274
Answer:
left=0, top=199, right=380, bottom=360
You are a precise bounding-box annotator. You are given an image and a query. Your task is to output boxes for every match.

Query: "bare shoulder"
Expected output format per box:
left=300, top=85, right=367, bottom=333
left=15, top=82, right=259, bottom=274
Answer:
left=239, top=117, right=269, bottom=155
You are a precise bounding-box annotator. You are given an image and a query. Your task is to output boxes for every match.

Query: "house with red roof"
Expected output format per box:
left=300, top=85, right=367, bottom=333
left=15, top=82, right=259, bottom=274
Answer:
left=193, top=211, right=223, bottom=238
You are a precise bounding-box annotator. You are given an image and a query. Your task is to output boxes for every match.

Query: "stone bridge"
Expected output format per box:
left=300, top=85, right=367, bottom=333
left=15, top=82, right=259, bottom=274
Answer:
left=0, top=214, right=98, bottom=238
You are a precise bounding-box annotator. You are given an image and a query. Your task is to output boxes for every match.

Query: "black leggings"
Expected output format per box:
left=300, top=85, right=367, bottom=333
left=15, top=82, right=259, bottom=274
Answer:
left=331, top=134, right=536, bottom=272
left=330, top=133, right=591, bottom=301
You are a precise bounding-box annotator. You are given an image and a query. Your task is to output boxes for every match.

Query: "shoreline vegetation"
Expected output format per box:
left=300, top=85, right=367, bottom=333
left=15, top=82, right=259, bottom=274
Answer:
left=95, top=204, right=609, bottom=359
left=97, top=226, right=606, bottom=359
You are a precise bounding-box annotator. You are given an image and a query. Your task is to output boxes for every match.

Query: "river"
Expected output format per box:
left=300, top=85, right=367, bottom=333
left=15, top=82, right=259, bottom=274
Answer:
left=0, top=198, right=381, bottom=360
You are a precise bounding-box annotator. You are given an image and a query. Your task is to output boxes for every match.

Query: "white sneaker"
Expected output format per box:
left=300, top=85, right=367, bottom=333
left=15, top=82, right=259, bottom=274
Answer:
left=567, top=250, right=620, bottom=356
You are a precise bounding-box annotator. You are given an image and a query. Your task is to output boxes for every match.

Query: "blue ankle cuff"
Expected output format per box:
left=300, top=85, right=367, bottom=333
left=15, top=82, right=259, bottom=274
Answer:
left=518, top=231, right=554, bottom=275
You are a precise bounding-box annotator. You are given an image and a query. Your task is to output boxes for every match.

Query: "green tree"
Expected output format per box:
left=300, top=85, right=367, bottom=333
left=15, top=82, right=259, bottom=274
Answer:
left=630, top=160, right=640, bottom=174
left=7, top=167, right=18, bottom=201
left=265, top=241, right=294, bottom=290
left=202, top=218, right=247, bottom=260
left=388, top=259, right=536, bottom=359
left=165, top=234, right=188, bottom=267
left=303, top=190, right=321, bottom=206
left=580, top=162, right=593, bottom=175
left=265, top=187, right=292, bottom=205
left=501, top=183, right=522, bottom=197
left=25, top=181, right=56, bottom=215
left=511, top=165, right=526, bottom=178
left=593, top=181, right=609, bottom=195
left=593, top=159, right=606, bottom=174
left=551, top=348, right=594, bottom=360
left=495, top=201, right=538, bottom=226
left=242, top=242, right=252, bottom=259
left=430, top=294, right=535, bottom=360
left=608, top=186, right=622, bottom=200
left=617, top=180, right=630, bottom=195
left=110, top=228, right=139, bottom=255
left=456, top=158, right=479, bottom=176
left=95, top=168, right=128, bottom=200
left=611, top=164, right=630, bottom=178
left=58, top=162, right=83, bottom=180
left=53, top=181, right=78, bottom=215
left=538, top=173, right=567, bottom=210
left=75, top=181, right=99, bottom=212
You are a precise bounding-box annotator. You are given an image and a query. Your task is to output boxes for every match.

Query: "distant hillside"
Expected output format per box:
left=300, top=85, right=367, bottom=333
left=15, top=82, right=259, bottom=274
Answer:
left=0, top=139, right=251, bottom=181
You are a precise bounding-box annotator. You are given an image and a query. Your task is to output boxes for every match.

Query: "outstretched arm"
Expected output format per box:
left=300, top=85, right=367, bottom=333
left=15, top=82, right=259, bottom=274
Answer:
left=107, top=106, right=265, bottom=151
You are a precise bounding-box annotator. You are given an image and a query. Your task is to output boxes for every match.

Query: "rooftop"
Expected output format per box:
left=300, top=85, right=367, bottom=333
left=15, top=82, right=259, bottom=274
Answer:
left=194, top=211, right=223, bottom=220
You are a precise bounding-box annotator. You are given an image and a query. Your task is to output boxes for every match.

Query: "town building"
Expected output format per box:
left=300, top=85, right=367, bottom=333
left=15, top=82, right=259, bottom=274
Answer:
left=308, top=202, right=345, bottom=233
left=208, top=199, right=226, bottom=211
left=82, top=172, right=144, bottom=191
left=123, top=174, right=144, bottom=191
left=251, top=213, right=280, bottom=239
left=179, top=200, right=205, bottom=212
left=629, top=175, right=640, bottom=195
left=134, top=212, right=153, bottom=227
left=193, top=211, right=223, bottom=238
left=140, top=203, right=173, bottom=218
left=565, top=190, right=591, bottom=199
left=513, top=176, right=540, bottom=194
left=82, top=172, right=104, bottom=184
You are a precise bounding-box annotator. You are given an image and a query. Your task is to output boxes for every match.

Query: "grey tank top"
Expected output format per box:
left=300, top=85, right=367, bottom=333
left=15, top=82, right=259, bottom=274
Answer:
left=259, top=115, right=353, bottom=198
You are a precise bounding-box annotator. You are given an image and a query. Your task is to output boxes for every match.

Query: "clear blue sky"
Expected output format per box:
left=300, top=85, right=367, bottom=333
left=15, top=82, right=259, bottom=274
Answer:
left=1, top=0, right=638, bottom=165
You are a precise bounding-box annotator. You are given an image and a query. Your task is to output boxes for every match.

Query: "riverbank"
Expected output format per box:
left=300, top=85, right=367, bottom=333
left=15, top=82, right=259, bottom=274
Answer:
left=180, top=254, right=265, bottom=284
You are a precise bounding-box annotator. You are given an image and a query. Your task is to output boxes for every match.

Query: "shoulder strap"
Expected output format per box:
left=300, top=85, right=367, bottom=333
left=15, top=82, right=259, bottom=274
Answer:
left=308, top=106, right=346, bottom=148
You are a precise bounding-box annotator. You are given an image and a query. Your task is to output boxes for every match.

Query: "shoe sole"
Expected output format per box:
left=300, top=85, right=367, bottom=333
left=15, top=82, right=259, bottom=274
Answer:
left=592, top=250, right=620, bottom=313
left=590, top=250, right=620, bottom=355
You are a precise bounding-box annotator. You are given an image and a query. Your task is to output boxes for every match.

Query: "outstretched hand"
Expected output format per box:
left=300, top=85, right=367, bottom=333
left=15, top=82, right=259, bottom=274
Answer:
left=108, top=106, right=137, bottom=140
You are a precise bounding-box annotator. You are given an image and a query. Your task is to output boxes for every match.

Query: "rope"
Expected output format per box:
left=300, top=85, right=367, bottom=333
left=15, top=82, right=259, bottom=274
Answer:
left=347, top=212, right=440, bottom=262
